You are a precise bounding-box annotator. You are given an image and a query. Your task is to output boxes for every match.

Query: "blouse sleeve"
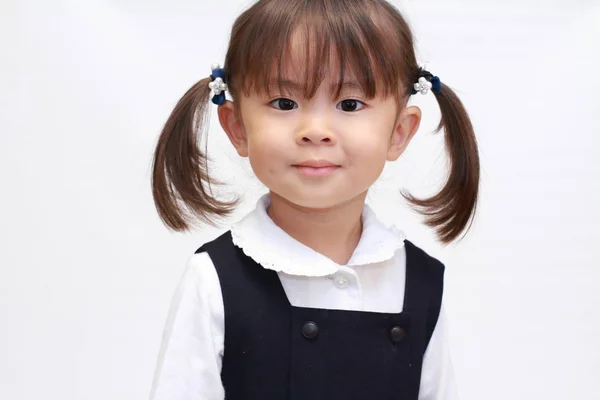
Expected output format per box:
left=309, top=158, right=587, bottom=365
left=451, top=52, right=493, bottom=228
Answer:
left=149, top=252, right=225, bottom=400
left=418, top=305, right=460, bottom=400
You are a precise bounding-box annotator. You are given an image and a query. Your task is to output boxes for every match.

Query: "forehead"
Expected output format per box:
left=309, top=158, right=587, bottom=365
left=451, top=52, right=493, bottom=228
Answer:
left=238, top=25, right=397, bottom=100
left=270, top=37, right=360, bottom=92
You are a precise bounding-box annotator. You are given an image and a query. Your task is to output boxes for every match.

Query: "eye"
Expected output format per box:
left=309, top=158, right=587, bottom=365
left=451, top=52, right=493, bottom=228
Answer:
left=337, top=99, right=366, bottom=112
left=269, top=98, right=297, bottom=111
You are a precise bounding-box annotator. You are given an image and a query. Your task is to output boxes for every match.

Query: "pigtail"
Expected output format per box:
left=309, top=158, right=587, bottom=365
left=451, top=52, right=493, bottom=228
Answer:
left=404, top=84, right=480, bottom=244
left=151, top=78, right=237, bottom=232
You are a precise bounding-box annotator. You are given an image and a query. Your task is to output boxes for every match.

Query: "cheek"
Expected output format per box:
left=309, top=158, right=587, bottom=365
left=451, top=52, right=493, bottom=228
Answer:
left=243, top=114, right=278, bottom=155
left=247, top=130, right=286, bottom=158
left=345, top=120, right=393, bottom=163
left=240, top=105, right=292, bottom=178
left=246, top=129, right=289, bottom=180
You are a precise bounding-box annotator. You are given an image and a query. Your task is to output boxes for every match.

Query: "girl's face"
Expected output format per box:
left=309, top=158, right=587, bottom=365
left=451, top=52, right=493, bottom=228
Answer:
left=219, top=70, right=421, bottom=210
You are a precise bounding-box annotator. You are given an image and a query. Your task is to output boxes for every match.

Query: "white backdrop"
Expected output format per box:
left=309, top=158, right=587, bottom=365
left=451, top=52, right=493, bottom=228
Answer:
left=1, top=0, right=599, bottom=399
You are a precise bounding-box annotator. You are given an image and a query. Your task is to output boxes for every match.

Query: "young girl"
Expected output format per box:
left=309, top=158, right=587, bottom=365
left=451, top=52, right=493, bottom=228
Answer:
left=150, top=0, right=479, bottom=399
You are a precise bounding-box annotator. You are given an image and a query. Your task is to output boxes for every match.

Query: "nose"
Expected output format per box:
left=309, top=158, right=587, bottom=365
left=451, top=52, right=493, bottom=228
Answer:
left=296, top=126, right=336, bottom=146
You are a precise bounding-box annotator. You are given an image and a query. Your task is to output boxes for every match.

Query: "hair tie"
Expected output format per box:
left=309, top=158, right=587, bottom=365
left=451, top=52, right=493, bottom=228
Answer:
left=411, top=68, right=442, bottom=95
left=208, top=63, right=228, bottom=105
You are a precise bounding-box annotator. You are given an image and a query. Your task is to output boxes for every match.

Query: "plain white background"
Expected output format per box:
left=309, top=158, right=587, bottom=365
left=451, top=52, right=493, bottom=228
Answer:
left=1, top=0, right=599, bottom=399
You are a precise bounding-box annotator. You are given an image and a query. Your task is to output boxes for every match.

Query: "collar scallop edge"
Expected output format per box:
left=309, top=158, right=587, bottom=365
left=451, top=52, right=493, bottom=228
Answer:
left=230, top=226, right=340, bottom=277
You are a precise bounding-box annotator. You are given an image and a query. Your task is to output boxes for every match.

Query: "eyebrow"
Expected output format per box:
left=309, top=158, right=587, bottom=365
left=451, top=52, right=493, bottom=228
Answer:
left=267, top=79, right=364, bottom=93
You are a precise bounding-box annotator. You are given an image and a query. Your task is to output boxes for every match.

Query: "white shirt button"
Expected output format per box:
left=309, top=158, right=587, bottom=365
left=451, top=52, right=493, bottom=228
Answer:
left=333, top=273, right=351, bottom=289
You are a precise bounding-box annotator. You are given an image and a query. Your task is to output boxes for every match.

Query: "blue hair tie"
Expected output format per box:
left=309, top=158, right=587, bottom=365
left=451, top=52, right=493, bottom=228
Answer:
left=208, top=63, right=228, bottom=105
left=430, top=76, right=442, bottom=93
left=411, top=69, right=442, bottom=95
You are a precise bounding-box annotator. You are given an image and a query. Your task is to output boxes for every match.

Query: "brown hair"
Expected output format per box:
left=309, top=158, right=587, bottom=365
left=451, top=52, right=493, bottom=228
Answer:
left=152, top=0, right=479, bottom=243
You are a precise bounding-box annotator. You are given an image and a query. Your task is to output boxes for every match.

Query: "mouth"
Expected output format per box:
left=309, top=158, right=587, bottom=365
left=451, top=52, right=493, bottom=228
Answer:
left=292, top=160, right=341, bottom=177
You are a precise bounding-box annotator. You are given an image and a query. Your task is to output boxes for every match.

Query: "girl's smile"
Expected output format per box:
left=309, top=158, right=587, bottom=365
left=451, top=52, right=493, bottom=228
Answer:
left=292, top=160, right=342, bottom=177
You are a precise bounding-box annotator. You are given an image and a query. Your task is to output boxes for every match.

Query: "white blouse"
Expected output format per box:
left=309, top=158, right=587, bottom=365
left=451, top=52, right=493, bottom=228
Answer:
left=150, top=194, right=458, bottom=400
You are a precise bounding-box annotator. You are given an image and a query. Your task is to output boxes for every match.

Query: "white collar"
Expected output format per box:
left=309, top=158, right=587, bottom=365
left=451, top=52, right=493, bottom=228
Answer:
left=230, top=194, right=406, bottom=277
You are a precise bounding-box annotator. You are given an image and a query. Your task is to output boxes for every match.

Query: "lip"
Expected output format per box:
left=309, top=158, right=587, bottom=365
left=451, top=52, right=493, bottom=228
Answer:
left=292, top=160, right=341, bottom=177
left=294, top=160, right=339, bottom=167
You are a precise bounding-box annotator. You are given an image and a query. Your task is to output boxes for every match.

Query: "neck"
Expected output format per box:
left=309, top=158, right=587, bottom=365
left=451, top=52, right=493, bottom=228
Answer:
left=266, top=192, right=366, bottom=265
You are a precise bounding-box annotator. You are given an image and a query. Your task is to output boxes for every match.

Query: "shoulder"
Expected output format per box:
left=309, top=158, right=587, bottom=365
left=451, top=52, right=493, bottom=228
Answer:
left=172, top=236, right=226, bottom=301
left=186, top=230, right=246, bottom=297
left=194, top=231, right=233, bottom=255
left=404, top=239, right=445, bottom=277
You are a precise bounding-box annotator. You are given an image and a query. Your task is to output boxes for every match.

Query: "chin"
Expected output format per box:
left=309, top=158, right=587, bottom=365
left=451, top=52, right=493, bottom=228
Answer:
left=272, top=188, right=366, bottom=210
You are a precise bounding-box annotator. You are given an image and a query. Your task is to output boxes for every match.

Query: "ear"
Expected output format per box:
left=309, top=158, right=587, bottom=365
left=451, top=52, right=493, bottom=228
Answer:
left=217, top=100, right=248, bottom=157
left=387, top=105, right=422, bottom=161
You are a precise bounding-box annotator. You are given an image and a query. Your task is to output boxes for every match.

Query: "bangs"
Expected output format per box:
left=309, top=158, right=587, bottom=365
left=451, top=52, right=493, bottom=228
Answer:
left=226, top=0, right=407, bottom=100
